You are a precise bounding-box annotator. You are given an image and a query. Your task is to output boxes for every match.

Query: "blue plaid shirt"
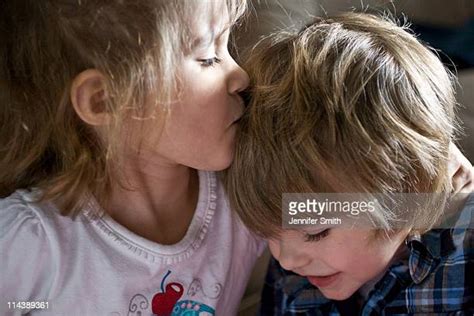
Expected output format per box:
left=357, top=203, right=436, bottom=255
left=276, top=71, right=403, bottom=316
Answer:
left=260, top=195, right=474, bottom=315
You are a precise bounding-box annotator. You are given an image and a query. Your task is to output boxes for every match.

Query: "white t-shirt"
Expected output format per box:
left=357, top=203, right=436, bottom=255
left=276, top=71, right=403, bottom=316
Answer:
left=0, top=171, right=266, bottom=316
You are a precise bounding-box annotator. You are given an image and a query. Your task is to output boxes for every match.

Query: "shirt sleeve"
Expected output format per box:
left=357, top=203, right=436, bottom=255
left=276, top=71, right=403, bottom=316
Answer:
left=0, top=194, right=55, bottom=315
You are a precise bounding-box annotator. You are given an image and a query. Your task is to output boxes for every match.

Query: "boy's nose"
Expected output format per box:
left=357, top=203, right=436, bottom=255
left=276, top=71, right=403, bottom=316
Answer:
left=269, top=239, right=310, bottom=272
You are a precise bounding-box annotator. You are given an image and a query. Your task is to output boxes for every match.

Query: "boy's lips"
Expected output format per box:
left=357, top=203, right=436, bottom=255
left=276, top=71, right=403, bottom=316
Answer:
left=307, top=272, right=341, bottom=288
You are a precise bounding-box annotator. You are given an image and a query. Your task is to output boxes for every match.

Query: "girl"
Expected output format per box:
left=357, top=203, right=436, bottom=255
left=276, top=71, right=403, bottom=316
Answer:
left=0, top=1, right=265, bottom=315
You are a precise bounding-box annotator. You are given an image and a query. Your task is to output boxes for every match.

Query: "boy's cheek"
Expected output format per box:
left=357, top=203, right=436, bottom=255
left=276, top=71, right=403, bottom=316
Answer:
left=316, top=274, right=362, bottom=301
left=267, top=239, right=281, bottom=259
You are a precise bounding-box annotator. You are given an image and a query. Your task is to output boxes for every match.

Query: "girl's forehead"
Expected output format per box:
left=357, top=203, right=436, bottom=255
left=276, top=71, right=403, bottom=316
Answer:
left=195, top=0, right=229, bottom=16
left=193, top=1, right=230, bottom=30
left=189, top=2, right=230, bottom=47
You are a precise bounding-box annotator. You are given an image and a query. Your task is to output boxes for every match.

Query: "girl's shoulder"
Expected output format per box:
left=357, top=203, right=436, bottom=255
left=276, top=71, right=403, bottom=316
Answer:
left=0, top=189, right=58, bottom=258
left=0, top=189, right=51, bottom=235
left=0, top=190, right=57, bottom=310
left=0, top=188, right=91, bottom=254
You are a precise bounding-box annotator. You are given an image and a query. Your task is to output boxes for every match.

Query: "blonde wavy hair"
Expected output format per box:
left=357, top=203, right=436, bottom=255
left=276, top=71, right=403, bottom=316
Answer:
left=0, top=0, right=247, bottom=215
left=226, top=13, right=457, bottom=237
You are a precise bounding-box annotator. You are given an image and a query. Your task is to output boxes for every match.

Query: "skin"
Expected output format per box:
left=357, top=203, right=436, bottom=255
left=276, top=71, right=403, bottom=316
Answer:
left=73, top=3, right=249, bottom=245
left=269, top=228, right=409, bottom=300
left=134, top=4, right=249, bottom=173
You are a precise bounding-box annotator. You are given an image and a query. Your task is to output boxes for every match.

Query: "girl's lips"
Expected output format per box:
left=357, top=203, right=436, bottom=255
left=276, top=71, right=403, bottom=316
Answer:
left=307, top=272, right=341, bottom=288
left=232, top=117, right=242, bottom=124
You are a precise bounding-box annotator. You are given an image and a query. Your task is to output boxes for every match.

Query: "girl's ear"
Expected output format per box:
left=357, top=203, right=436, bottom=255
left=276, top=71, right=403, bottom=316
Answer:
left=70, top=69, right=111, bottom=126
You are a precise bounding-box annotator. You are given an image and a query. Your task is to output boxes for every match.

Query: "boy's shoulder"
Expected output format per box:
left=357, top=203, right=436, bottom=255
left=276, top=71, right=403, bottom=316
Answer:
left=422, top=193, right=474, bottom=260
left=389, top=194, right=474, bottom=314
left=422, top=193, right=474, bottom=268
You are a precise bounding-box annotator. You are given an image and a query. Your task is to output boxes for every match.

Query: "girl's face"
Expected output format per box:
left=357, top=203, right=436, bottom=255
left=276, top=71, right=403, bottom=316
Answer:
left=268, top=228, right=408, bottom=300
left=130, top=3, right=249, bottom=171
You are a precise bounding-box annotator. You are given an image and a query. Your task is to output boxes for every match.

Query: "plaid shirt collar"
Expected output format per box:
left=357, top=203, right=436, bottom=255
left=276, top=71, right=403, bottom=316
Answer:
left=406, top=231, right=440, bottom=284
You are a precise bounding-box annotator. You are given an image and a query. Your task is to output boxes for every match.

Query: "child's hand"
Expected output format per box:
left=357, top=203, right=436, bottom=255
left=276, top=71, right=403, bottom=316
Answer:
left=448, top=143, right=474, bottom=194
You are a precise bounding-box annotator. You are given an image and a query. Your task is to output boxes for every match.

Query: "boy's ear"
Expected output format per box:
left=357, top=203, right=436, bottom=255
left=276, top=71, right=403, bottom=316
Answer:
left=70, top=69, right=110, bottom=126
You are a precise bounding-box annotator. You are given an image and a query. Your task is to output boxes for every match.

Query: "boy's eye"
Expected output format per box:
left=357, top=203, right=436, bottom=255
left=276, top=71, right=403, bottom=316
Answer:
left=198, top=57, right=222, bottom=67
left=304, top=229, right=330, bottom=242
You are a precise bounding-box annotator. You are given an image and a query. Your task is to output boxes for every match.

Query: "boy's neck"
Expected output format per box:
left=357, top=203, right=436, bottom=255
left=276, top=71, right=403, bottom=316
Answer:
left=104, top=157, right=200, bottom=245
left=357, top=239, right=409, bottom=300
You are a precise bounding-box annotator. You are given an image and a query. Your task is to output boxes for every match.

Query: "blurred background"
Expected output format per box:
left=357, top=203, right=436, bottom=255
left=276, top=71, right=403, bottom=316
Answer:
left=234, top=1, right=474, bottom=314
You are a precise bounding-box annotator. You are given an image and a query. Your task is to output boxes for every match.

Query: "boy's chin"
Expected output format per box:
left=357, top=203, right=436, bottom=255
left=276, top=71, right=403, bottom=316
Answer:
left=319, top=287, right=357, bottom=301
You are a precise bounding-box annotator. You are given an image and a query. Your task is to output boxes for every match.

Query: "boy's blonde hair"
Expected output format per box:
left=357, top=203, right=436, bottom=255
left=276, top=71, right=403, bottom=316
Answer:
left=226, top=13, right=457, bottom=237
left=0, top=0, right=247, bottom=215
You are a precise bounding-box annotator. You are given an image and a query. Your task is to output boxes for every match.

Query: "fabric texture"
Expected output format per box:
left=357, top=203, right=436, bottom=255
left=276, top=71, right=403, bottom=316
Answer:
left=0, top=171, right=266, bottom=316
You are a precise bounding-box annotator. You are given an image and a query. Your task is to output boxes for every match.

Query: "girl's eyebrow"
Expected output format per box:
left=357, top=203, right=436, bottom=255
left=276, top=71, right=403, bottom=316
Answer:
left=192, top=34, right=214, bottom=51
left=192, top=26, right=230, bottom=51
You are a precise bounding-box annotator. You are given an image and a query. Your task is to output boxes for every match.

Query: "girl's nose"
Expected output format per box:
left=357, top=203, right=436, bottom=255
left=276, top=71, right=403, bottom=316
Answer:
left=228, top=59, right=250, bottom=94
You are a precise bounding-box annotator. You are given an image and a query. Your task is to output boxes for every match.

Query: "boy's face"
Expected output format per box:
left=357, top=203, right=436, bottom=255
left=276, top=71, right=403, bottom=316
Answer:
left=268, top=228, right=408, bottom=300
left=125, top=2, right=249, bottom=171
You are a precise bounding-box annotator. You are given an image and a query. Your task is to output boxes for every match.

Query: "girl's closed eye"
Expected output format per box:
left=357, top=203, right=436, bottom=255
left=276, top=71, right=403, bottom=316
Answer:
left=198, top=56, right=222, bottom=67
left=304, top=229, right=330, bottom=242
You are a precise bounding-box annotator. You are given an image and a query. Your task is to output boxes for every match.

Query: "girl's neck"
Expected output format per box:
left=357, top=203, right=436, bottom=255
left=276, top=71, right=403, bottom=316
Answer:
left=105, top=156, right=200, bottom=245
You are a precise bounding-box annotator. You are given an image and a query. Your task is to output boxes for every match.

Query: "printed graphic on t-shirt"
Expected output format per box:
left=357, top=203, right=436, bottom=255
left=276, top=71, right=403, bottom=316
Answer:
left=126, top=270, right=220, bottom=316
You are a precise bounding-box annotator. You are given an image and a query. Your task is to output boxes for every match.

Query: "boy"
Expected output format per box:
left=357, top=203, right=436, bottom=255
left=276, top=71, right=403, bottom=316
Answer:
left=226, top=13, right=473, bottom=314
